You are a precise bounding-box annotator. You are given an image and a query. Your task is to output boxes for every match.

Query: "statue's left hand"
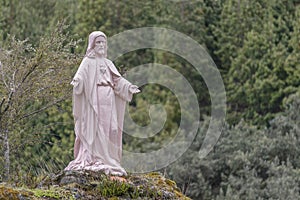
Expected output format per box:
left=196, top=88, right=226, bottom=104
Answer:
left=129, top=85, right=141, bottom=94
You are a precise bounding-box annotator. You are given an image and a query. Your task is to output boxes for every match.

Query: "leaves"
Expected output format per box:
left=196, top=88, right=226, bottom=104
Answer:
left=0, top=0, right=300, bottom=199
left=0, top=21, right=79, bottom=180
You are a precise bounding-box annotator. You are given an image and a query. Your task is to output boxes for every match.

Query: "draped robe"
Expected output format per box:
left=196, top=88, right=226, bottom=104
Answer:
left=65, top=56, right=133, bottom=176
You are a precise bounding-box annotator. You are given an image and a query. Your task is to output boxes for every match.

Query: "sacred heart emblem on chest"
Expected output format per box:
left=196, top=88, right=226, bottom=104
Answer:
left=99, top=65, right=106, bottom=74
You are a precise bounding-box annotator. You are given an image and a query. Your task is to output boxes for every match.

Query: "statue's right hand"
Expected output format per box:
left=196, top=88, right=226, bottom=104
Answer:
left=71, top=79, right=79, bottom=86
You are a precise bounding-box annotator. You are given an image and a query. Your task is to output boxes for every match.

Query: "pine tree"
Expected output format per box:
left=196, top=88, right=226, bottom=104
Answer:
left=225, top=0, right=300, bottom=125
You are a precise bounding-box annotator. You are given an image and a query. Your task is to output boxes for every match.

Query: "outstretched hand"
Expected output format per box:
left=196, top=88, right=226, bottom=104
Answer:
left=70, top=79, right=79, bottom=86
left=129, top=85, right=141, bottom=94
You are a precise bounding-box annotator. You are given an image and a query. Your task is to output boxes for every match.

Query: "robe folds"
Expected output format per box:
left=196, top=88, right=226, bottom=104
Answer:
left=65, top=56, right=133, bottom=176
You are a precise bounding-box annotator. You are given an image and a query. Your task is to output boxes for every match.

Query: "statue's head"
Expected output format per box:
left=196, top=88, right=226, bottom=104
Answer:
left=85, top=31, right=107, bottom=58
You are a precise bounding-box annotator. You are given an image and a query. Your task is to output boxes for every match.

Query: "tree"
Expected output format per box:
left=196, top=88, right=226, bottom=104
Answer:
left=166, top=91, right=300, bottom=199
left=0, top=0, right=57, bottom=43
left=212, top=0, right=269, bottom=72
left=225, top=0, right=300, bottom=125
left=0, top=22, right=79, bottom=180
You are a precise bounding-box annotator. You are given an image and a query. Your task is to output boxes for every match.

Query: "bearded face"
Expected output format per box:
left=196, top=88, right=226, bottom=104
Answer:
left=94, top=36, right=106, bottom=57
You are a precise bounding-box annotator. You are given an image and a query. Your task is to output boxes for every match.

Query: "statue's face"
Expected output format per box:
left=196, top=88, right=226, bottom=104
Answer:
left=94, top=36, right=106, bottom=57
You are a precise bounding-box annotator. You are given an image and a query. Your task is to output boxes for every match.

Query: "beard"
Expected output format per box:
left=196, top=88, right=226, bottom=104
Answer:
left=95, top=46, right=106, bottom=56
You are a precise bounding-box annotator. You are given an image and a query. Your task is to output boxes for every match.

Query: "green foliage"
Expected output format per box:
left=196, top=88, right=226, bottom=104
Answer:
left=216, top=0, right=300, bottom=125
left=0, top=185, right=32, bottom=200
left=212, top=0, right=269, bottom=71
left=33, top=188, right=72, bottom=199
left=0, top=0, right=56, bottom=43
left=167, top=93, right=300, bottom=199
left=11, top=100, right=75, bottom=178
left=100, top=181, right=129, bottom=197
left=0, top=22, right=79, bottom=180
left=0, top=170, right=189, bottom=199
left=0, top=0, right=300, bottom=199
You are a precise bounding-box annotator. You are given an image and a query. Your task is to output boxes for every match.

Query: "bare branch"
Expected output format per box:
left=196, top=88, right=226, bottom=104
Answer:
left=21, top=60, right=40, bottom=85
left=11, top=68, right=17, bottom=90
left=0, top=61, right=9, bottom=89
left=0, top=98, right=5, bottom=121
left=18, top=97, right=66, bottom=120
left=0, top=98, right=5, bottom=111
left=2, top=90, right=14, bottom=115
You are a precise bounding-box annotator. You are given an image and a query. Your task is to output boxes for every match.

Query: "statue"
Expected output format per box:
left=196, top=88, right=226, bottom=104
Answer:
left=65, top=31, right=140, bottom=176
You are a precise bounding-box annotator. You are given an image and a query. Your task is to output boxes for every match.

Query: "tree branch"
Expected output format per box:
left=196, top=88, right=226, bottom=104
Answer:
left=21, top=60, right=40, bottom=85
left=0, top=98, right=5, bottom=111
left=2, top=90, right=14, bottom=114
left=0, top=61, right=9, bottom=89
left=18, top=97, right=66, bottom=120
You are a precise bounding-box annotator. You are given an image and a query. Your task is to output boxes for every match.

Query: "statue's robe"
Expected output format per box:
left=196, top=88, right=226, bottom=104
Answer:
left=65, top=57, right=133, bottom=176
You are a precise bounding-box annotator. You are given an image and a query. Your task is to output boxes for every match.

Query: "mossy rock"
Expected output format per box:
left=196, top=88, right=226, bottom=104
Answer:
left=0, top=184, right=32, bottom=200
left=1, top=170, right=191, bottom=199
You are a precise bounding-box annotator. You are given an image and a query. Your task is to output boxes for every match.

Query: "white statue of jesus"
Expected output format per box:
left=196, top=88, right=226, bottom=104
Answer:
left=65, top=31, right=140, bottom=176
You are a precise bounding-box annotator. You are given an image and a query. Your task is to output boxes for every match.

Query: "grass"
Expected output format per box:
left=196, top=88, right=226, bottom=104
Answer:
left=0, top=170, right=191, bottom=199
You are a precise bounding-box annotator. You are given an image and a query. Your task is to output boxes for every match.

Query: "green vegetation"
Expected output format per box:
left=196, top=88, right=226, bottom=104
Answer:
left=0, top=0, right=299, bottom=199
left=168, top=93, right=300, bottom=199
left=0, top=171, right=189, bottom=199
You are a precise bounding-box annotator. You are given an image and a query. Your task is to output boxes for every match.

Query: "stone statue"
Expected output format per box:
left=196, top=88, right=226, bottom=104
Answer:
left=65, top=31, right=140, bottom=176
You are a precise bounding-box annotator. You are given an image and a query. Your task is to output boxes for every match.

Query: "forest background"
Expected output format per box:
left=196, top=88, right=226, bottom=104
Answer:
left=0, top=0, right=299, bottom=199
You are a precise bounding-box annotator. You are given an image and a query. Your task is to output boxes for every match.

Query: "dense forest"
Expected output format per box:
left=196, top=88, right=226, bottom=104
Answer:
left=0, top=0, right=299, bottom=199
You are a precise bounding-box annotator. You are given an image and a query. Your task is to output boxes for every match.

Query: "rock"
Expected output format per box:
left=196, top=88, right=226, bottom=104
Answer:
left=0, top=170, right=191, bottom=199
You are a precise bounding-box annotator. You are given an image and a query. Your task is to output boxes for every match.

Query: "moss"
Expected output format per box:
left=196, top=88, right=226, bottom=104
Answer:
left=146, top=171, right=161, bottom=177
left=108, top=197, right=119, bottom=200
left=33, top=189, right=61, bottom=199
left=92, top=179, right=131, bottom=197
left=0, top=171, right=191, bottom=199
left=32, top=187, right=75, bottom=200
left=127, top=172, right=190, bottom=199
left=0, top=185, right=32, bottom=200
left=165, top=179, right=176, bottom=187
